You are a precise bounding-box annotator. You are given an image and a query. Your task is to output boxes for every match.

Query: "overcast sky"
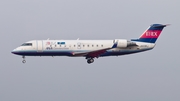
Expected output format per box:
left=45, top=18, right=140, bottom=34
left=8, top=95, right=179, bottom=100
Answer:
left=0, top=0, right=180, bottom=101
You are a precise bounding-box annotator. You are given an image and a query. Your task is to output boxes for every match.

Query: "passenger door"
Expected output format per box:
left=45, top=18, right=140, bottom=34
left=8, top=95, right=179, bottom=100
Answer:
left=37, top=40, right=43, bottom=52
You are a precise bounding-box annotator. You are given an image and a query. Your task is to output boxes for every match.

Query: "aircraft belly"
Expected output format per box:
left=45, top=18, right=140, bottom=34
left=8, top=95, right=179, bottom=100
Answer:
left=100, top=49, right=152, bottom=57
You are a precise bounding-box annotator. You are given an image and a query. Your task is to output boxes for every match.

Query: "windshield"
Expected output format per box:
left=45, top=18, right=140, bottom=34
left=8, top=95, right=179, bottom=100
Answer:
left=21, top=43, right=32, bottom=46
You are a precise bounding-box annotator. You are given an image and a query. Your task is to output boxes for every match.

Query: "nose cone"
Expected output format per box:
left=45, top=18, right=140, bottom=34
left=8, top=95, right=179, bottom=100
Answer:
left=11, top=48, right=23, bottom=55
left=11, top=49, right=18, bottom=54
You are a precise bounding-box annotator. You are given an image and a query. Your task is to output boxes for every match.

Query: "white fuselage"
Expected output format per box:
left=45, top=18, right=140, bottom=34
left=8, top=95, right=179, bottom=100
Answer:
left=12, top=40, right=155, bottom=57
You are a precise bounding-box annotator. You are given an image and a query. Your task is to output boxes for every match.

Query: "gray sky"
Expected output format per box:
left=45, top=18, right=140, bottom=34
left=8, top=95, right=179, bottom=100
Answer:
left=1, top=0, right=180, bottom=101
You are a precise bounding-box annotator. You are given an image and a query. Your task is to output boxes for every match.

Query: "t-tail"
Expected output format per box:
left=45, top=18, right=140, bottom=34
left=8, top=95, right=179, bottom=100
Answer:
left=131, top=24, right=169, bottom=43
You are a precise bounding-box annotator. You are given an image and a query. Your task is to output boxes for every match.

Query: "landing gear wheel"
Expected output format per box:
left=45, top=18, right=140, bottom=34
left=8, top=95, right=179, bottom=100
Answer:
left=22, top=56, right=26, bottom=63
left=87, top=58, right=94, bottom=64
left=22, top=60, right=26, bottom=63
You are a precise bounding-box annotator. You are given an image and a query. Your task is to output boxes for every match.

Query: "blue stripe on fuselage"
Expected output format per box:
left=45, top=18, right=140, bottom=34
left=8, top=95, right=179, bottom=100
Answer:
left=101, top=48, right=152, bottom=56
left=12, top=48, right=152, bottom=57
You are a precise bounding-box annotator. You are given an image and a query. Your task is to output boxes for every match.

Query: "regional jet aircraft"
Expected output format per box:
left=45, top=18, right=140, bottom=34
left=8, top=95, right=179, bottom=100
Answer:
left=12, top=24, right=168, bottom=64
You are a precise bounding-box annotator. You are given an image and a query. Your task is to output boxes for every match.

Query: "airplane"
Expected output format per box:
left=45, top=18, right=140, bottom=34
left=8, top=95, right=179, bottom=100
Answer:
left=11, top=24, right=168, bottom=64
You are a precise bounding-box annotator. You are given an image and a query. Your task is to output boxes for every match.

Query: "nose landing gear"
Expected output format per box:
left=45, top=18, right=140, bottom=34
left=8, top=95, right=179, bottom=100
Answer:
left=22, top=56, right=26, bottom=63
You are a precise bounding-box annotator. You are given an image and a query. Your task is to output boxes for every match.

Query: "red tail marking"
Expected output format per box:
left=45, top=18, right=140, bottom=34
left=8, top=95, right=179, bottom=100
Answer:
left=140, top=30, right=162, bottom=38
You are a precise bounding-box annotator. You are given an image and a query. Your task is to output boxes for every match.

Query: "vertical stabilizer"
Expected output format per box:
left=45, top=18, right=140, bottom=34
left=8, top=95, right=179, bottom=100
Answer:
left=131, top=24, right=168, bottom=43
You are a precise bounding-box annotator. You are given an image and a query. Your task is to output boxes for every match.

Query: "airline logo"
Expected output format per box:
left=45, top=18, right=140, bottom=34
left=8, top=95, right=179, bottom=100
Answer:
left=141, top=30, right=161, bottom=38
left=46, top=42, right=50, bottom=45
left=145, top=32, right=157, bottom=36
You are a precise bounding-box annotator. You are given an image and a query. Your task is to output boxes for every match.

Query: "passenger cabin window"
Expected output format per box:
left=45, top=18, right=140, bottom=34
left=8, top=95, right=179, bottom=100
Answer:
left=21, top=43, right=32, bottom=46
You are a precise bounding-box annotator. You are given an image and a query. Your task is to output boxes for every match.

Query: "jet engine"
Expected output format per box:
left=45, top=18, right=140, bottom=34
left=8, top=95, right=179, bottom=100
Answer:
left=113, top=39, right=137, bottom=48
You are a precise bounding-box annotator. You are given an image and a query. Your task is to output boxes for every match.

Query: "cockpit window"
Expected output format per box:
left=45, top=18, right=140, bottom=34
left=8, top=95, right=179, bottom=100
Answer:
left=21, top=43, right=32, bottom=46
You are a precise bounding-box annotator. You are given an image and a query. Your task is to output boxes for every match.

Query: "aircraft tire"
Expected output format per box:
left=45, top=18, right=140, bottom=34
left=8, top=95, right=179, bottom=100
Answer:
left=87, top=58, right=94, bottom=64
left=22, top=60, right=26, bottom=63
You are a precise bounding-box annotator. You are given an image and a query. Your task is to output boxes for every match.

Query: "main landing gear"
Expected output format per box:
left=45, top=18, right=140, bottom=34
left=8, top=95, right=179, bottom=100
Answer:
left=22, top=56, right=26, bottom=63
left=86, top=58, right=94, bottom=64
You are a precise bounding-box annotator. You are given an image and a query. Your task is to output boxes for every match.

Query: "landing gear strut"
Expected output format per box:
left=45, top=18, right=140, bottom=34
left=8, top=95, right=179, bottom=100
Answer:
left=86, top=58, right=94, bottom=64
left=22, top=56, right=26, bottom=63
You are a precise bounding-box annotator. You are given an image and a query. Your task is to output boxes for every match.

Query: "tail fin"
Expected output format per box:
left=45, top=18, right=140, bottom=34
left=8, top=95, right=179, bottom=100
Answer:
left=131, top=24, right=169, bottom=43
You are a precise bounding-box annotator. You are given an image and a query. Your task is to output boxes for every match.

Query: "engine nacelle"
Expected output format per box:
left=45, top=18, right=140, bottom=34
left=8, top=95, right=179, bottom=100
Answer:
left=113, top=39, right=137, bottom=48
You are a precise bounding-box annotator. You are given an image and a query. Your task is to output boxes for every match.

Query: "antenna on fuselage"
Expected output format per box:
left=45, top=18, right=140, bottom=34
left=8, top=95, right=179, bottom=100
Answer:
left=47, top=38, right=50, bottom=40
left=77, top=38, right=79, bottom=40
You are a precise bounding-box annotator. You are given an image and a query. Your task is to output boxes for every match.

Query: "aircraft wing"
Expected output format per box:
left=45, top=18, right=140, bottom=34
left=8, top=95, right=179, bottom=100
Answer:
left=72, top=48, right=111, bottom=58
